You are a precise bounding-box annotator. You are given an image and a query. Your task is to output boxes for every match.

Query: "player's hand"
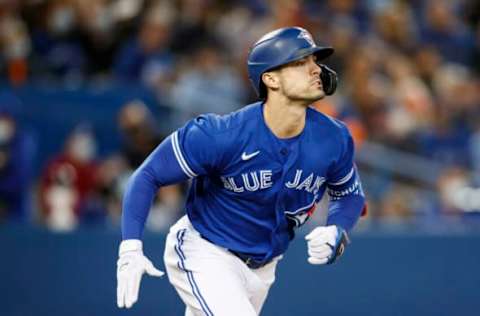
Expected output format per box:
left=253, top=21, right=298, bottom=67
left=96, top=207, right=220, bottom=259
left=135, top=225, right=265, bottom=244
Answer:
left=305, top=225, right=350, bottom=265
left=116, top=239, right=164, bottom=308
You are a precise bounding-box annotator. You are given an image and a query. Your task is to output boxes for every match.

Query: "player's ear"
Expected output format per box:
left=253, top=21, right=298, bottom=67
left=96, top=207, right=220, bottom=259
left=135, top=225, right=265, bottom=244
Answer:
left=262, top=72, right=280, bottom=91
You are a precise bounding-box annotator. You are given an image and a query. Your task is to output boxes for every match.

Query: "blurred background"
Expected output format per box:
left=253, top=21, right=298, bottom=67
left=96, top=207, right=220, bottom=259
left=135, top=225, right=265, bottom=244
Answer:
left=0, top=0, right=479, bottom=315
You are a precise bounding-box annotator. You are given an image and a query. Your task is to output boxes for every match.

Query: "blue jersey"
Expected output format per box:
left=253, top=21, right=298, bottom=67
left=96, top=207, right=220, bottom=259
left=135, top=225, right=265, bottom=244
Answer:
left=122, top=102, right=364, bottom=264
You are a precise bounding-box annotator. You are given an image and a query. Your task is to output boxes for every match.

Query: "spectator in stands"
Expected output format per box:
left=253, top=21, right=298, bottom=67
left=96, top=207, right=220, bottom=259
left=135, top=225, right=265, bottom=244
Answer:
left=419, top=0, right=475, bottom=65
left=29, top=0, right=87, bottom=80
left=169, top=0, right=213, bottom=54
left=416, top=64, right=475, bottom=167
left=118, top=100, right=163, bottom=168
left=372, top=1, right=418, bottom=53
left=75, top=0, right=119, bottom=75
left=116, top=100, right=183, bottom=231
left=113, top=1, right=175, bottom=90
left=39, top=125, right=99, bottom=231
left=342, top=48, right=392, bottom=144
left=169, top=41, right=246, bottom=123
left=436, top=167, right=471, bottom=216
left=383, top=53, right=434, bottom=150
left=95, top=154, right=129, bottom=226
left=0, top=8, right=31, bottom=85
left=377, top=184, right=416, bottom=224
left=413, top=45, right=443, bottom=89
left=0, top=92, right=36, bottom=223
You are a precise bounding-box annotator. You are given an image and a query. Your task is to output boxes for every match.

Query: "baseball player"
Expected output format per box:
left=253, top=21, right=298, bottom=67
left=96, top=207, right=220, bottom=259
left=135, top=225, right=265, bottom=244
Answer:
left=116, top=26, right=366, bottom=316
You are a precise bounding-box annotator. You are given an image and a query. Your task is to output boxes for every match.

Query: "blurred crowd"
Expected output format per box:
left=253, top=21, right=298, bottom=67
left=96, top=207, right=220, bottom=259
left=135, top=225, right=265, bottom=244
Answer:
left=1, top=0, right=480, bottom=232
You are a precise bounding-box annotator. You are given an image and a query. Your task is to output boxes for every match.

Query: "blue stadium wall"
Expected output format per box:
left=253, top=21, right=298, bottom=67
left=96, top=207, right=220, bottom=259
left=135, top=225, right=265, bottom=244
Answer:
left=2, top=226, right=479, bottom=316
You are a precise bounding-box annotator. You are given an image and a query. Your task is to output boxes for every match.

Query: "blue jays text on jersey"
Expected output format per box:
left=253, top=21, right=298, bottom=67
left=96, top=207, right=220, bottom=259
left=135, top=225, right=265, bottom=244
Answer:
left=122, top=102, right=365, bottom=265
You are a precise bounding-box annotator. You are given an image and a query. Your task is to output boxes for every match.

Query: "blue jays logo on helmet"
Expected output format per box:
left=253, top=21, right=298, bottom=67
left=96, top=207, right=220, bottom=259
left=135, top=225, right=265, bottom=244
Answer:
left=297, top=29, right=315, bottom=46
left=247, top=26, right=334, bottom=98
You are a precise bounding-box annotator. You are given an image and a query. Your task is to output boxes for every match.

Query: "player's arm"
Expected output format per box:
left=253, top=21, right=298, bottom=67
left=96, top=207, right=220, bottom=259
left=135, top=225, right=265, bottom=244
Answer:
left=306, top=124, right=365, bottom=265
left=117, top=116, right=219, bottom=308
left=121, top=132, right=195, bottom=240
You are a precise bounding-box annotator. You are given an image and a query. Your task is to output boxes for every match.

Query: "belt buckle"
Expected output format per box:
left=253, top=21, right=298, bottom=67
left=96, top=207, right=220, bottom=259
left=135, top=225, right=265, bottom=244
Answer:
left=246, top=257, right=265, bottom=269
left=230, top=250, right=264, bottom=269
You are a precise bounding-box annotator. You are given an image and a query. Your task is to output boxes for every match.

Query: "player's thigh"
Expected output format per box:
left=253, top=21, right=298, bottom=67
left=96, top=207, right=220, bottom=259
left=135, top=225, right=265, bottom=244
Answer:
left=181, top=261, right=256, bottom=316
left=184, top=307, right=195, bottom=316
left=248, top=260, right=278, bottom=314
left=164, top=227, right=257, bottom=316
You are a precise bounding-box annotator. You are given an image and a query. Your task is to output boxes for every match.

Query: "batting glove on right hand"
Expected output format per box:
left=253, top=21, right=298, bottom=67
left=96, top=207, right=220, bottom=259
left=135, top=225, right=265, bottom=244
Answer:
left=305, top=225, right=350, bottom=265
left=117, top=239, right=164, bottom=308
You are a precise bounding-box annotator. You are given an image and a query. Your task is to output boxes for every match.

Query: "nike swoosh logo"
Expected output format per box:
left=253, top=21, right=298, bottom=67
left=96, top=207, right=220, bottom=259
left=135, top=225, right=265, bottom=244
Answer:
left=241, top=151, right=260, bottom=160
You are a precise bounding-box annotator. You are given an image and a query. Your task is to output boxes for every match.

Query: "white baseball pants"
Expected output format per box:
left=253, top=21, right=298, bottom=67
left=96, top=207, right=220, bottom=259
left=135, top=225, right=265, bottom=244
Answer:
left=164, top=215, right=280, bottom=316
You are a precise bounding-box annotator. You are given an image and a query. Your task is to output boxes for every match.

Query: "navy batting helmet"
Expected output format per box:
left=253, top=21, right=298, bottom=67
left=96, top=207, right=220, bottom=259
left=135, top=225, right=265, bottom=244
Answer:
left=247, top=27, right=334, bottom=98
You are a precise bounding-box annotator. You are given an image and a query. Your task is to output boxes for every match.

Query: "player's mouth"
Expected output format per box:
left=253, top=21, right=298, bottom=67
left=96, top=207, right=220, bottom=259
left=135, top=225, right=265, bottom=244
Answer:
left=311, top=80, right=322, bottom=88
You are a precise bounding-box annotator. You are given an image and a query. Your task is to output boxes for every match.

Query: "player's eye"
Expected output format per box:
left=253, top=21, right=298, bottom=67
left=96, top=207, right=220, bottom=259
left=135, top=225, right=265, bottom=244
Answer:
left=293, top=59, right=307, bottom=66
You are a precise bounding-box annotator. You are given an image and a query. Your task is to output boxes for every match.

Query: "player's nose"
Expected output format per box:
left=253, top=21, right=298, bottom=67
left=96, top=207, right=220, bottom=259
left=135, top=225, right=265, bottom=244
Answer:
left=308, top=56, right=321, bottom=75
left=311, top=61, right=321, bottom=76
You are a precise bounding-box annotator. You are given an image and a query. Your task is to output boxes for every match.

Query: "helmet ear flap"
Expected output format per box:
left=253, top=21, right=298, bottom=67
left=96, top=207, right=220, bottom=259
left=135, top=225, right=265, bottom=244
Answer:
left=319, top=64, right=338, bottom=95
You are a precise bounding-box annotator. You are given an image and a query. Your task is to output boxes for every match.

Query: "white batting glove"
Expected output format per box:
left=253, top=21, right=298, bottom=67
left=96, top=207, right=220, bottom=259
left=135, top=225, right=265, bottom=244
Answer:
left=116, top=239, right=164, bottom=308
left=305, top=225, right=350, bottom=265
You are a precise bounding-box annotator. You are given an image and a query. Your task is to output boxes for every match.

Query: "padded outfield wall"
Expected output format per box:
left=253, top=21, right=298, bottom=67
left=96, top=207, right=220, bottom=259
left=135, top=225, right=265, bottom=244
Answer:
left=1, top=226, right=479, bottom=316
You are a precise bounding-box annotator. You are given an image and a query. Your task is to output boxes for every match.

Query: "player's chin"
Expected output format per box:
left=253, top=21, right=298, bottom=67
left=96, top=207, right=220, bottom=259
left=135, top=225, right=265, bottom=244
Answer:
left=302, top=90, right=325, bottom=102
left=289, top=87, right=325, bottom=103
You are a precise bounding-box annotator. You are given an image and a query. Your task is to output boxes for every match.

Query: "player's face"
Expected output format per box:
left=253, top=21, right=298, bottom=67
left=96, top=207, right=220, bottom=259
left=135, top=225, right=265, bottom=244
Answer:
left=277, top=55, right=325, bottom=102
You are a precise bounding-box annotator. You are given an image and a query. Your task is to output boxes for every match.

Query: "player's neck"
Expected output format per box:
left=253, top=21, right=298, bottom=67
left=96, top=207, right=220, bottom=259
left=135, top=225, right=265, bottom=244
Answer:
left=263, top=98, right=307, bottom=139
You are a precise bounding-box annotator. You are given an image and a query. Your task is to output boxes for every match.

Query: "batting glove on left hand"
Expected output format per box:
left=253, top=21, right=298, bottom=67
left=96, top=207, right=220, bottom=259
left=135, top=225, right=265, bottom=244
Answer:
left=116, top=239, right=164, bottom=308
left=305, top=225, right=350, bottom=265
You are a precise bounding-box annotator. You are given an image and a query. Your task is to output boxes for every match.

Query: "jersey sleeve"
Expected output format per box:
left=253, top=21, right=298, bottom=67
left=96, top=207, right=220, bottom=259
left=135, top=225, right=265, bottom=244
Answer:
left=172, top=114, right=221, bottom=177
left=327, top=122, right=355, bottom=187
left=325, top=122, right=365, bottom=231
left=121, top=114, right=222, bottom=239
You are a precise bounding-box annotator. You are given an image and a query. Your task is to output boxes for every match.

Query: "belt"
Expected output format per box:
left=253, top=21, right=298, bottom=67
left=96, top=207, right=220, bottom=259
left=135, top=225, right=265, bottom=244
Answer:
left=199, top=233, right=270, bottom=269
left=229, top=250, right=270, bottom=269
